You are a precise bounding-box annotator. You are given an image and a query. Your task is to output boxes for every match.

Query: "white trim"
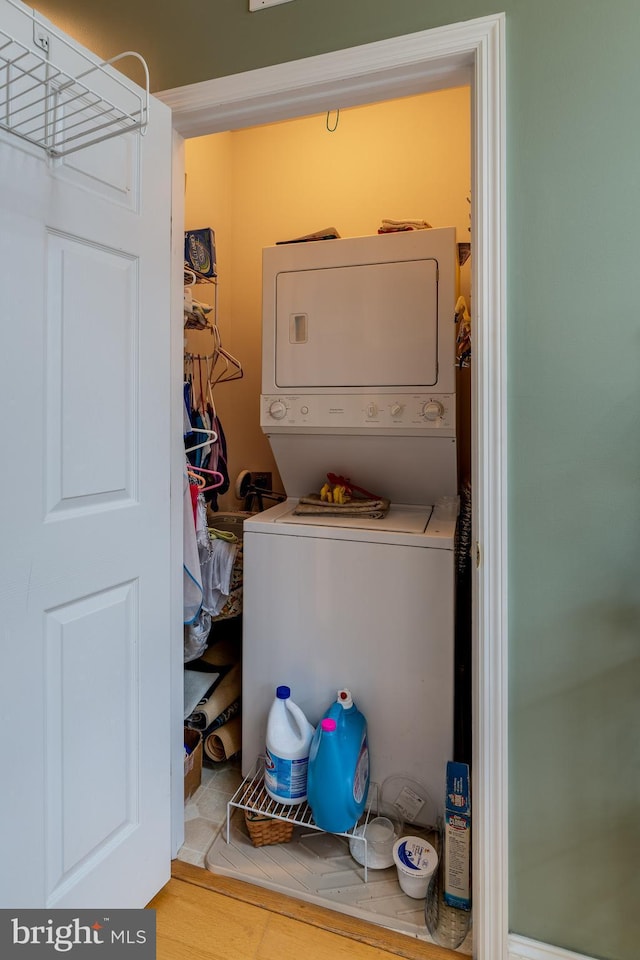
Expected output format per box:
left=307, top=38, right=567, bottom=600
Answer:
left=162, top=14, right=508, bottom=960
left=469, top=15, right=509, bottom=960
left=158, top=15, right=499, bottom=137
left=170, top=128, right=186, bottom=858
left=509, top=935, right=595, bottom=960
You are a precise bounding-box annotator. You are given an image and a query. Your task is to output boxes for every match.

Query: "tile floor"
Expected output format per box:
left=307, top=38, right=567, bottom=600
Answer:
left=178, top=757, right=472, bottom=955
left=178, top=756, right=243, bottom=867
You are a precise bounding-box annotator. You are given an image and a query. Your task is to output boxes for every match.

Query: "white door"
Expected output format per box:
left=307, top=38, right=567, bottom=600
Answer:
left=0, top=0, right=173, bottom=908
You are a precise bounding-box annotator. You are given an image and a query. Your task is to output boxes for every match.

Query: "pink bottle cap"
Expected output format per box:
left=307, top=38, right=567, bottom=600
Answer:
left=321, top=718, right=337, bottom=732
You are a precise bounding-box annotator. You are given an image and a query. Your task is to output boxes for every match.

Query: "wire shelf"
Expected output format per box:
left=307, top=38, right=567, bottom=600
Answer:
left=0, top=24, right=149, bottom=158
left=226, top=761, right=377, bottom=882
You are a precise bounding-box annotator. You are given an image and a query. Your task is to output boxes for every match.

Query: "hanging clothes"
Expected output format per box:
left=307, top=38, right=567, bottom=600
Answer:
left=455, top=295, right=471, bottom=368
left=183, top=462, right=203, bottom=626
left=198, top=534, right=238, bottom=617
left=204, top=413, right=230, bottom=509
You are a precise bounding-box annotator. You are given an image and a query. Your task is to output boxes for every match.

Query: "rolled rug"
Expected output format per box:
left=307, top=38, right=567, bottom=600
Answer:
left=204, top=716, right=242, bottom=762
left=186, top=661, right=241, bottom=730
left=198, top=697, right=241, bottom=736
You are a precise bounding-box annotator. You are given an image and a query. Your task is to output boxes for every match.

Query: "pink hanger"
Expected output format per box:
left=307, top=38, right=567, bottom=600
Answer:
left=187, top=464, right=225, bottom=492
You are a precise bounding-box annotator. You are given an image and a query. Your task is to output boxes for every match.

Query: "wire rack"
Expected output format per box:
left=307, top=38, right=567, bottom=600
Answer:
left=0, top=25, right=148, bottom=158
left=226, top=761, right=377, bottom=882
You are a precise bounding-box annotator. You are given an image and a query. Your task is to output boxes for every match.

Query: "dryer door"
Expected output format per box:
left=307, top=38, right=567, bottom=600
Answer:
left=275, top=258, right=438, bottom=388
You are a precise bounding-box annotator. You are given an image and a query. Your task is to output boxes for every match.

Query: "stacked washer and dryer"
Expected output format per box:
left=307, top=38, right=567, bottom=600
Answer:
left=242, top=228, right=459, bottom=818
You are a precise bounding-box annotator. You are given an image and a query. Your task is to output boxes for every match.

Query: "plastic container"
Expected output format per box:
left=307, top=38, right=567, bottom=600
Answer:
left=264, top=685, right=314, bottom=805
left=349, top=815, right=397, bottom=869
left=307, top=688, right=370, bottom=833
left=393, top=836, right=439, bottom=899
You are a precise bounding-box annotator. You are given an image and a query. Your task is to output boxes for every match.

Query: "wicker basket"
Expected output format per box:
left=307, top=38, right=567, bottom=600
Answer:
left=243, top=807, right=294, bottom=847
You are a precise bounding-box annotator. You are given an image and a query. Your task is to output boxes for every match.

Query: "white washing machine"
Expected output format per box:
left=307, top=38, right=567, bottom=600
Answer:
left=242, top=500, right=455, bottom=817
left=242, top=228, right=459, bottom=818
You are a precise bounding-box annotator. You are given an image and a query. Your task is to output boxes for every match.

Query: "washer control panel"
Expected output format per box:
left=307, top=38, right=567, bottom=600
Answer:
left=261, top=393, right=455, bottom=433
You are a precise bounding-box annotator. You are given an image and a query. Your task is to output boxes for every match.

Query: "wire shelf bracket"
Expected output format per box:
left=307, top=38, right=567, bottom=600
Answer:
left=226, top=761, right=377, bottom=882
left=0, top=18, right=149, bottom=159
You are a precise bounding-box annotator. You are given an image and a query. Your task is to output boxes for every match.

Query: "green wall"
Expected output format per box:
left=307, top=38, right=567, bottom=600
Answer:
left=28, top=2, right=640, bottom=957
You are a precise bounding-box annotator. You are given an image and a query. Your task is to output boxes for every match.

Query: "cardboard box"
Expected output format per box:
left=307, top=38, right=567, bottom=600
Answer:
left=185, top=228, right=216, bottom=277
left=184, top=727, right=203, bottom=800
left=443, top=761, right=471, bottom=910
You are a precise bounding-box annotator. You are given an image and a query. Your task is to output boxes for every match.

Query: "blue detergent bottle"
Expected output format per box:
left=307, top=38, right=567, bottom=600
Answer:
left=307, top=689, right=370, bottom=833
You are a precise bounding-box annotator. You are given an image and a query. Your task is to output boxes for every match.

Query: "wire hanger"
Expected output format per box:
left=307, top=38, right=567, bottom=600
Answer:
left=209, top=325, right=243, bottom=385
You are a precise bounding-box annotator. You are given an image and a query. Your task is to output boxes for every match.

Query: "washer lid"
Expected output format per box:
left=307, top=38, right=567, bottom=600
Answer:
left=279, top=502, right=432, bottom=534
left=265, top=433, right=458, bottom=507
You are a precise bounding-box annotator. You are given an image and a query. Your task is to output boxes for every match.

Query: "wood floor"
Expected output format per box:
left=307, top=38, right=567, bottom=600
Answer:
left=146, top=861, right=461, bottom=960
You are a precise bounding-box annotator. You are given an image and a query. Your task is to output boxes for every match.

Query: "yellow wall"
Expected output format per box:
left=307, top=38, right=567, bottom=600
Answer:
left=184, top=86, right=471, bottom=510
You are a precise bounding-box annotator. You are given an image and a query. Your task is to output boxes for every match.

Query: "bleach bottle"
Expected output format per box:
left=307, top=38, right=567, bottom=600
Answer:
left=264, top=685, right=314, bottom=806
left=307, top=689, right=370, bottom=832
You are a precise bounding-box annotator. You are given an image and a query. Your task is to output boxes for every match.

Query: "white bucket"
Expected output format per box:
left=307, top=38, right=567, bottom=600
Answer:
left=392, top=836, right=439, bottom=899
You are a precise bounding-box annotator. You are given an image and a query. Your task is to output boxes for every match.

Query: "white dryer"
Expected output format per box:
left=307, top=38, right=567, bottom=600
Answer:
left=243, top=228, right=459, bottom=819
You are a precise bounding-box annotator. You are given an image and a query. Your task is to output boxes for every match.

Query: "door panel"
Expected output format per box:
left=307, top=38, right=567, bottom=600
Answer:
left=46, top=232, right=138, bottom=509
left=0, top=0, right=173, bottom=908
left=56, top=134, right=139, bottom=210
left=45, top=581, right=138, bottom=899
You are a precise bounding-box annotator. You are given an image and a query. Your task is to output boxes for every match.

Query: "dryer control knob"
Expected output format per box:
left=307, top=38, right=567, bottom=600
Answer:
left=421, top=400, right=445, bottom=421
left=268, top=400, right=287, bottom=420
left=390, top=402, right=404, bottom=417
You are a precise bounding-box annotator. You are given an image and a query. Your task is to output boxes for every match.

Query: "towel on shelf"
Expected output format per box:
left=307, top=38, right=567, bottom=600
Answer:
left=378, top=218, right=432, bottom=233
left=293, top=494, right=390, bottom=519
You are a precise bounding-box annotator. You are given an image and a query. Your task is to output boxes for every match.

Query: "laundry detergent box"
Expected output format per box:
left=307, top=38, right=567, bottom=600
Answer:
left=185, top=228, right=216, bottom=277
left=443, top=761, right=471, bottom=910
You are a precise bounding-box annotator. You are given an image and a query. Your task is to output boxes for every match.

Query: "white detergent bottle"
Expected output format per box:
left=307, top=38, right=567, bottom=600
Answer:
left=264, top=685, right=315, bottom=805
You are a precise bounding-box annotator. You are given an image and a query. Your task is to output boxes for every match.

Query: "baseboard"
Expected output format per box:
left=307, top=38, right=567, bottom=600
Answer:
left=509, top=934, right=594, bottom=960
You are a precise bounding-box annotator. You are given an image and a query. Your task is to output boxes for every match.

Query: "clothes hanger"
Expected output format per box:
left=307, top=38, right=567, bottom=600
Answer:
left=209, top=331, right=243, bottom=385
left=184, top=427, right=218, bottom=454
left=216, top=345, right=243, bottom=382
left=186, top=464, right=225, bottom=492
left=187, top=470, right=206, bottom=489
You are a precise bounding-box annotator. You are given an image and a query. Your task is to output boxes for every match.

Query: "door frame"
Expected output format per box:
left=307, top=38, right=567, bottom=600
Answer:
left=162, top=13, right=507, bottom=959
